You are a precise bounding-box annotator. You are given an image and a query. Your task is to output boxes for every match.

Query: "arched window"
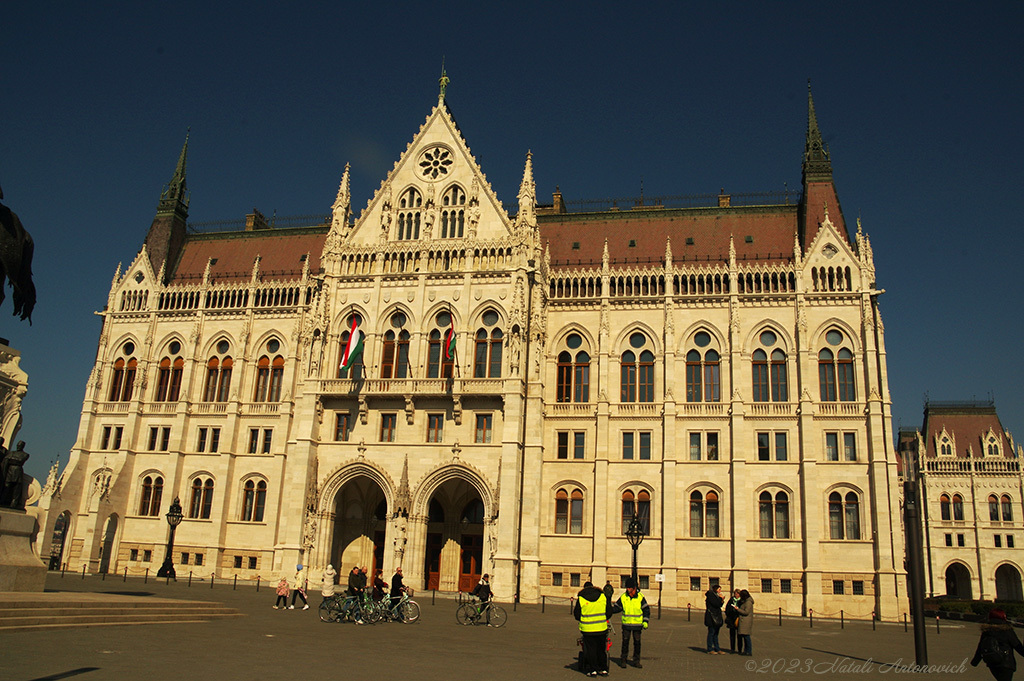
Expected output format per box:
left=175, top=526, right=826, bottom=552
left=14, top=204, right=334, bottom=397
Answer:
left=204, top=341, right=233, bottom=402
left=689, top=490, right=719, bottom=538
left=759, top=490, right=789, bottom=539
left=829, top=491, right=861, bottom=540
left=337, top=313, right=364, bottom=379
left=397, top=187, right=422, bottom=240
left=155, top=356, right=184, bottom=401
left=622, top=489, right=651, bottom=535
left=557, top=347, right=591, bottom=403
left=241, top=479, right=267, bottom=522
left=461, top=499, right=485, bottom=524
left=474, top=328, right=503, bottom=378
left=952, top=493, right=965, bottom=521
left=138, top=475, right=163, bottom=516
left=752, top=350, right=768, bottom=402
left=109, top=357, right=138, bottom=402
left=686, top=345, right=720, bottom=402
left=441, top=185, right=466, bottom=239
left=1003, top=495, right=1014, bottom=522
left=940, top=494, right=951, bottom=521
left=690, top=491, right=704, bottom=538
left=426, top=311, right=455, bottom=379
left=845, top=492, right=860, bottom=539
left=382, top=330, right=412, bottom=379
left=753, top=329, right=787, bottom=402
left=771, top=350, right=788, bottom=402
left=990, top=494, right=1001, bottom=522
left=189, top=477, right=214, bottom=519
left=819, top=334, right=856, bottom=402
left=621, top=333, right=654, bottom=403
left=570, top=489, right=584, bottom=534
left=555, top=489, right=569, bottom=534
left=555, top=488, right=584, bottom=535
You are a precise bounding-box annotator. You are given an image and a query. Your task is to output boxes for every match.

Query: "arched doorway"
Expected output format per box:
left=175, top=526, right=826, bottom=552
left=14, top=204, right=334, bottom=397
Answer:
left=48, top=511, right=70, bottom=570
left=996, top=564, right=1023, bottom=602
left=97, top=514, right=118, bottom=574
left=945, top=562, right=972, bottom=599
left=330, top=476, right=388, bottom=575
left=423, top=478, right=486, bottom=592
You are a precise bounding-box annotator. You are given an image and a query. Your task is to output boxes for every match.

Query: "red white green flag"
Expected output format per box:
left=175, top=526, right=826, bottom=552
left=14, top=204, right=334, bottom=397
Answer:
left=444, top=316, right=457, bottom=361
left=340, top=317, right=364, bottom=371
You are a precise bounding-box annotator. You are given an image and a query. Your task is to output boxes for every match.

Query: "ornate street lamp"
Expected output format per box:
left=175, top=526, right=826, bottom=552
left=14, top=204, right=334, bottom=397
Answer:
left=625, top=517, right=646, bottom=582
left=157, top=496, right=184, bottom=580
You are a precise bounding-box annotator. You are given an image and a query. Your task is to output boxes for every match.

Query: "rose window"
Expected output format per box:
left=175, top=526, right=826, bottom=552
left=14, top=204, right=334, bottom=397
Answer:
left=419, top=146, right=453, bottom=180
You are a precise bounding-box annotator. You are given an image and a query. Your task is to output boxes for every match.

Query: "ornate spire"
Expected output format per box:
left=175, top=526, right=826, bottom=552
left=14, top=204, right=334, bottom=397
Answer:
left=729, top=233, right=736, bottom=270
left=438, top=60, right=450, bottom=104
left=517, top=151, right=536, bottom=228
left=396, top=455, right=411, bottom=517
left=664, top=236, right=672, bottom=268
left=802, top=82, right=832, bottom=183
left=602, top=239, right=610, bottom=270
left=158, top=129, right=190, bottom=215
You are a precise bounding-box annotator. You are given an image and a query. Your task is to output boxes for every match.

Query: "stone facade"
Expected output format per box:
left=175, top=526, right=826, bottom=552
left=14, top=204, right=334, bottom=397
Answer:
left=898, top=401, right=1024, bottom=602
left=38, top=87, right=906, bottom=619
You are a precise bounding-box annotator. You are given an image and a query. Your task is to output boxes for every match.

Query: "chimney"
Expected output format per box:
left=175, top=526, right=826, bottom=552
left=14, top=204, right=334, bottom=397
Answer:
left=245, top=209, right=269, bottom=231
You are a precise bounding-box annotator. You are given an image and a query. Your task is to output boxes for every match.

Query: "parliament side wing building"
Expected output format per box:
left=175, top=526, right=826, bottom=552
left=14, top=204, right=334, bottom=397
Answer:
left=40, top=85, right=905, bottom=620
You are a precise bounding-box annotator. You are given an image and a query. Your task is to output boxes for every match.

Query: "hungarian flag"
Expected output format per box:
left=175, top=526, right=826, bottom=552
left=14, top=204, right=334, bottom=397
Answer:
left=444, top=316, right=457, bottom=361
left=340, top=317, right=364, bottom=371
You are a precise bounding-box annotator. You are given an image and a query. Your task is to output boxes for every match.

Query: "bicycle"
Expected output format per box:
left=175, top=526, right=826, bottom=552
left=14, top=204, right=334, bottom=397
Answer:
left=386, top=589, right=421, bottom=623
left=456, top=596, right=507, bottom=627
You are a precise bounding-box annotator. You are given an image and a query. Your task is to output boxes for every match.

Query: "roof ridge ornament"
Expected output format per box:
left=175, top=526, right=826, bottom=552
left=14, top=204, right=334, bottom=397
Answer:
left=438, top=59, right=450, bottom=104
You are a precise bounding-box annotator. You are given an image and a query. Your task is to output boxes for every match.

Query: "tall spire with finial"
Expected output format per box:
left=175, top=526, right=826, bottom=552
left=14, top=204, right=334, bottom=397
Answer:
left=146, top=130, right=192, bottom=283
left=517, top=151, right=536, bottom=228
left=158, top=129, right=190, bottom=215
left=438, top=58, right=450, bottom=104
left=803, top=81, right=832, bottom=183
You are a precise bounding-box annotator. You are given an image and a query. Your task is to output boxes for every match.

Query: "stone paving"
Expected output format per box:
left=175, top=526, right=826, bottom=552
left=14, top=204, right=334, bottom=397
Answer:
left=0, top=573, right=990, bottom=680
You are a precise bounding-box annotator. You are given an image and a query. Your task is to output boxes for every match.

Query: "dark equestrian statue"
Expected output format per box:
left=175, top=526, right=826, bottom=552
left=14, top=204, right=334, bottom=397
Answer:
left=0, top=184, right=36, bottom=323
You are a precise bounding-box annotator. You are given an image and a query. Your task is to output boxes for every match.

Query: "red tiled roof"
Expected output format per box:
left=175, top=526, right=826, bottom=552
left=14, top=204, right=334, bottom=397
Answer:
left=922, top=406, right=1014, bottom=459
left=539, top=206, right=799, bottom=269
left=170, top=228, right=328, bottom=284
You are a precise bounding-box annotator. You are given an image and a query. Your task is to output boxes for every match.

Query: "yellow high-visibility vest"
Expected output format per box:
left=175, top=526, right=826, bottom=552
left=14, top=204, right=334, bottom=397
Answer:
left=579, top=594, right=608, bottom=633
left=620, top=591, right=645, bottom=626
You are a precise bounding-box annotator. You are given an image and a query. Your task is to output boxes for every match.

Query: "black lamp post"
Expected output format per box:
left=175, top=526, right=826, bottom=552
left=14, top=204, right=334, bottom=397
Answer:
left=625, top=517, right=646, bottom=582
left=157, top=496, right=184, bottom=580
left=902, top=451, right=928, bottom=665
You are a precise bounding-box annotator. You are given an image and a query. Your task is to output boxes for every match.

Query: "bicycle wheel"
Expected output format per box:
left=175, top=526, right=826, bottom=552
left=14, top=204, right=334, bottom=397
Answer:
left=456, top=602, right=476, bottom=625
left=364, top=600, right=383, bottom=624
left=319, top=601, right=338, bottom=622
left=399, top=600, right=421, bottom=624
left=487, top=605, right=507, bottom=628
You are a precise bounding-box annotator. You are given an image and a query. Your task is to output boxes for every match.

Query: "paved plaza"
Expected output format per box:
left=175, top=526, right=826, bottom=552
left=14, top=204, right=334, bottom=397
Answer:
left=0, top=574, right=991, bottom=680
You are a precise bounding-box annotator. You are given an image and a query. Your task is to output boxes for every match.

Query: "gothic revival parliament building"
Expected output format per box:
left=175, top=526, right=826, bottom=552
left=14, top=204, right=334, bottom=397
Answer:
left=40, top=85, right=907, bottom=619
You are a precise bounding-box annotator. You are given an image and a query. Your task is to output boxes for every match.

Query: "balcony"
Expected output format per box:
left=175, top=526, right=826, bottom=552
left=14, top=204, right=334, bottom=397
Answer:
left=96, top=402, right=131, bottom=414
left=143, top=402, right=179, bottom=414
left=242, top=403, right=281, bottom=415
left=549, top=403, right=595, bottom=418
left=747, top=402, right=795, bottom=418
left=677, top=402, right=726, bottom=417
left=816, top=402, right=863, bottom=417
left=192, top=403, right=228, bottom=414
left=316, top=377, right=504, bottom=398
left=613, top=403, right=660, bottom=418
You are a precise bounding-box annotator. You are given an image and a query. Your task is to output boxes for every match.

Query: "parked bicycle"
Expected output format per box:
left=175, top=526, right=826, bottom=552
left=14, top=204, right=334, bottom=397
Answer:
left=456, top=595, right=507, bottom=627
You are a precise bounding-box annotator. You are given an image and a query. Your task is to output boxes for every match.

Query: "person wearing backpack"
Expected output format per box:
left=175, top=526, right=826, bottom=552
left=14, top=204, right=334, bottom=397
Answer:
left=972, top=609, right=1024, bottom=681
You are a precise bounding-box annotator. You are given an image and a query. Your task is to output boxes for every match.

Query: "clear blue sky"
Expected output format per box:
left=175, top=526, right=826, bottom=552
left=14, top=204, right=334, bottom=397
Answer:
left=2, top=2, right=1023, bottom=483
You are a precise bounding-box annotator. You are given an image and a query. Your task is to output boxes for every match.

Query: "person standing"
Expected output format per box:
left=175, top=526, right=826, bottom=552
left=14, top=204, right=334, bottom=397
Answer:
left=612, top=577, right=650, bottom=668
left=320, top=564, right=337, bottom=603
left=971, top=609, right=1024, bottom=680
left=274, top=576, right=289, bottom=609
left=390, top=567, right=407, bottom=611
left=574, top=581, right=613, bottom=676
left=724, top=589, right=742, bottom=653
left=736, top=589, right=754, bottom=656
left=346, top=565, right=364, bottom=623
left=290, top=564, right=309, bottom=610
left=704, top=584, right=725, bottom=654
left=603, top=580, right=614, bottom=602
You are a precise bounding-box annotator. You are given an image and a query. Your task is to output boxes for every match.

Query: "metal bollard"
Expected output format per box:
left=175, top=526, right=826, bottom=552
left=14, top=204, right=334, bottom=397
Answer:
left=124, top=567, right=128, bottom=582
left=256, top=576, right=261, bottom=592
left=809, top=608, right=813, bottom=628
left=841, top=610, right=844, bottom=629
left=687, top=604, right=691, bottom=621
left=61, top=563, right=66, bottom=578
left=432, top=589, right=436, bottom=605
left=936, top=616, right=940, bottom=634
left=871, top=611, right=876, bottom=631
left=211, top=573, right=215, bottom=589
left=189, top=571, right=193, bottom=587
left=166, top=571, right=170, bottom=585
left=82, top=564, right=86, bottom=580
left=102, top=570, right=106, bottom=581
left=903, top=613, right=908, bottom=632
left=779, top=607, right=782, bottom=626
left=145, top=568, right=149, bottom=583
left=542, top=596, right=546, bottom=613
left=234, top=574, right=238, bottom=590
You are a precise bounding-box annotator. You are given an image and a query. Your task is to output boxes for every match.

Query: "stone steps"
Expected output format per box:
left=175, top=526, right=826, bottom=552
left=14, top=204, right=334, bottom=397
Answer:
left=0, top=594, right=243, bottom=631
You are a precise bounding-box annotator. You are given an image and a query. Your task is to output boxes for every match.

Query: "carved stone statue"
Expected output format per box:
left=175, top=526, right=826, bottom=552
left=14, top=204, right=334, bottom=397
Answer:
left=1, top=440, right=29, bottom=509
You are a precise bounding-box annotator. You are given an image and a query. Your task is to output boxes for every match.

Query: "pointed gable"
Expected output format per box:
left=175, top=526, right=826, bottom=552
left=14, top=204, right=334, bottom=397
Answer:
left=348, top=102, right=512, bottom=246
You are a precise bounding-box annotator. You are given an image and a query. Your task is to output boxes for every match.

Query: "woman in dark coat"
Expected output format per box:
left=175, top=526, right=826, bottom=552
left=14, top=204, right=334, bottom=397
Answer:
left=972, top=609, right=1024, bottom=681
left=724, top=589, right=742, bottom=653
left=704, top=585, right=725, bottom=654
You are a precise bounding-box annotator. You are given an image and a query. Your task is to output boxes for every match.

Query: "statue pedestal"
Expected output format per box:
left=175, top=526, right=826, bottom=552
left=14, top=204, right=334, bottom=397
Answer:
left=0, top=507, right=46, bottom=591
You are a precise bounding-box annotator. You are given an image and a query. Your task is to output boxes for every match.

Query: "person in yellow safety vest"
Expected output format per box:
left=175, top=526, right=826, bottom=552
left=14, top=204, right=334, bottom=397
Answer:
left=574, top=581, right=614, bottom=676
left=612, top=577, right=651, bottom=668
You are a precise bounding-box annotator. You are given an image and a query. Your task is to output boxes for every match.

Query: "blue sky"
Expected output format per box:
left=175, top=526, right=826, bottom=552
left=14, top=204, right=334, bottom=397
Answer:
left=2, top=2, right=1023, bottom=483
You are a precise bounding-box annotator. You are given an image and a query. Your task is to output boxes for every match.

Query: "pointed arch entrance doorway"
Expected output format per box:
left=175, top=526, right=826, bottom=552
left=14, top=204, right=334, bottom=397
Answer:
left=330, top=476, right=388, bottom=575
left=422, top=478, right=486, bottom=592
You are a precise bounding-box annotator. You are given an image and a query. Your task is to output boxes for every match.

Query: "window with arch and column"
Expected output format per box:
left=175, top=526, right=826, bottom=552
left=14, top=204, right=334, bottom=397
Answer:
left=689, top=489, right=720, bottom=538
left=108, top=341, right=138, bottom=402
left=380, top=311, right=410, bottom=379
left=427, top=310, right=455, bottom=379
left=188, top=477, right=214, bottom=519
left=621, top=489, right=651, bottom=535
left=397, top=187, right=422, bottom=240
left=203, top=339, right=233, bottom=402
left=241, top=478, right=267, bottom=522
left=554, top=488, right=584, bottom=534
left=155, top=342, right=183, bottom=401
left=941, top=493, right=965, bottom=521
left=685, top=331, right=720, bottom=403
left=137, top=475, right=163, bottom=516
left=253, top=355, right=284, bottom=402
left=828, top=490, right=861, bottom=539
left=751, top=329, right=788, bottom=402
left=621, top=332, right=654, bottom=403
left=556, top=332, right=591, bottom=403
left=474, top=309, right=503, bottom=378
left=440, top=185, right=466, bottom=238
left=989, top=494, right=1014, bottom=522
left=337, top=313, right=365, bottom=379
left=758, top=489, right=790, bottom=539
left=818, top=329, right=855, bottom=401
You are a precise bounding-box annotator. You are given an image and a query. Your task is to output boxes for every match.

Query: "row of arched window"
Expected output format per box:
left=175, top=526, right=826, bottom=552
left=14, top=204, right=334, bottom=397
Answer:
left=136, top=475, right=267, bottom=522
left=551, top=486, right=863, bottom=540
left=554, top=328, right=857, bottom=404
left=395, top=186, right=468, bottom=241
left=938, top=493, right=1015, bottom=522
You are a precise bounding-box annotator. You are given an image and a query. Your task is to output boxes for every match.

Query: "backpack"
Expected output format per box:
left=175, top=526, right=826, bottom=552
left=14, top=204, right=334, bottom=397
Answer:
left=981, top=634, right=1014, bottom=667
